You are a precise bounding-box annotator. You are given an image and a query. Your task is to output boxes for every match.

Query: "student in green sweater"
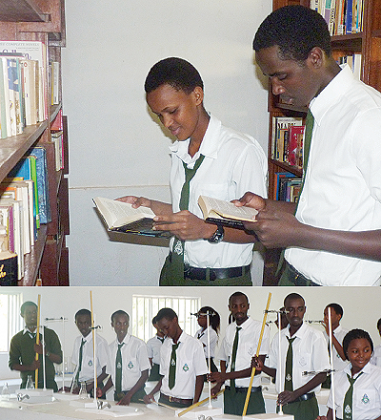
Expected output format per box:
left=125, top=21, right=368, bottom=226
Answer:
left=8, top=301, right=62, bottom=391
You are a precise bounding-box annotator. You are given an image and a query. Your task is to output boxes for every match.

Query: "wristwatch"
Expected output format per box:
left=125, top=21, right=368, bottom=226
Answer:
left=207, top=224, right=224, bottom=243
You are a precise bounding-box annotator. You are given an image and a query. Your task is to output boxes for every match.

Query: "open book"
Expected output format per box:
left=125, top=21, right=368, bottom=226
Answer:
left=198, top=195, right=258, bottom=229
left=93, top=197, right=171, bottom=237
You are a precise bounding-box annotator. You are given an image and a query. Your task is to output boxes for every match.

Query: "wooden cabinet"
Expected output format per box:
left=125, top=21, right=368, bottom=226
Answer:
left=0, top=0, right=69, bottom=286
left=263, top=0, right=381, bottom=285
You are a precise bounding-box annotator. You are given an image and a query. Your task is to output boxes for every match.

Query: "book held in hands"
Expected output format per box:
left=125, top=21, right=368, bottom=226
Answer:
left=93, top=197, right=170, bottom=238
left=198, top=195, right=258, bottom=229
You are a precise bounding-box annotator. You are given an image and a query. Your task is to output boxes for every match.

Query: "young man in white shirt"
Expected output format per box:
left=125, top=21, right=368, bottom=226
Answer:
left=71, top=309, right=109, bottom=397
left=147, top=316, right=165, bottom=381
left=98, top=310, right=150, bottom=404
left=144, top=308, right=208, bottom=408
left=322, top=303, right=349, bottom=388
left=209, top=291, right=269, bottom=416
left=238, top=5, right=381, bottom=286
left=254, top=293, right=330, bottom=420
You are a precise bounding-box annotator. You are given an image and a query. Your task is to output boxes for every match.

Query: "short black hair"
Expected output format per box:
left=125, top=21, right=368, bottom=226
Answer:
left=156, top=307, right=177, bottom=322
left=343, top=329, right=373, bottom=358
left=326, top=303, right=343, bottom=318
left=284, top=293, right=305, bottom=307
left=377, top=318, right=381, bottom=330
left=152, top=316, right=157, bottom=325
left=111, top=310, right=129, bottom=323
left=75, top=309, right=91, bottom=321
left=229, top=291, right=249, bottom=305
left=253, top=5, right=332, bottom=62
left=198, top=306, right=221, bottom=334
left=20, top=301, right=37, bottom=316
left=145, top=57, right=204, bottom=94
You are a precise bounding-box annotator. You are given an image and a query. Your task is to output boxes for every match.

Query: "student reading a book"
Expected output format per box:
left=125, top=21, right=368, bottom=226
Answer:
left=118, top=57, right=267, bottom=286
left=236, top=5, right=381, bottom=286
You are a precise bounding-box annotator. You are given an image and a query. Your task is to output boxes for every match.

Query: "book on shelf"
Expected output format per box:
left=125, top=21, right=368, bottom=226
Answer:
left=288, top=125, right=305, bottom=168
left=50, top=61, right=60, bottom=105
left=271, top=116, right=304, bottom=164
left=93, top=196, right=171, bottom=238
left=0, top=218, right=18, bottom=285
left=20, top=58, right=39, bottom=126
left=0, top=40, right=48, bottom=125
left=27, top=147, right=51, bottom=224
left=198, top=195, right=258, bottom=229
left=51, top=130, right=64, bottom=171
left=0, top=199, right=24, bottom=280
left=275, top=172, right=302, bottom=203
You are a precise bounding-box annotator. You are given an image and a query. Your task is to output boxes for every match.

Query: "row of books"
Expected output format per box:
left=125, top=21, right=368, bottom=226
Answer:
left=271, top=116, right=305, bottom=168
left=311, top=0, right=364, bottom=36
left=0, top=146, right=51, bottom=285
left=0, top=40, right=60, bottom=139
left=274, top=172, right=302, bottom=203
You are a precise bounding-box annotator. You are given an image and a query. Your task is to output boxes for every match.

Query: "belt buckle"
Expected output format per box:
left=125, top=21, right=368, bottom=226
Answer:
left=168, top=396, right=174, bottom=402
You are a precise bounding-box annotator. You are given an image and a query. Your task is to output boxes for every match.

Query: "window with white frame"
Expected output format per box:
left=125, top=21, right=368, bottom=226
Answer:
left=131, top=295, right=201, bottom=342
left=0, top=293, right=22, bottom=352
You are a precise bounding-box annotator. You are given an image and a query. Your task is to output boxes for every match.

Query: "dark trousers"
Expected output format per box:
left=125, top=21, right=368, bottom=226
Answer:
left=279, top=262, right=320, bottom=286
left=114, top=387, right=146, bottom=403
left=279, top=396, right=319, bottom=420
left=223, top=386, right=265, bottom=416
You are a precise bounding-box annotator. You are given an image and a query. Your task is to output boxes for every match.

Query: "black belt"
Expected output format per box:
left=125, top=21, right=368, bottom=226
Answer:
left=225, top=385, right=262, bottom=394
left=183, top=264, right=250, bottom=281
left=283, top=262, right=320, bottom=286
left=160, top=393, right=193, bottom=405
left=290, top=392, right=315, bottom=403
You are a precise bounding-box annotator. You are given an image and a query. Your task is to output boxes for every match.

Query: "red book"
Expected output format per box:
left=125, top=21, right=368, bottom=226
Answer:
left=287, top=125, right=305, bottom=167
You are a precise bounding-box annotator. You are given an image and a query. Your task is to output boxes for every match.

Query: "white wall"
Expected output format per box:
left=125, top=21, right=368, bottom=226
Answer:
left=62, top=0, right=272, bottom=285
left=1, top=286, right=380, bottom=381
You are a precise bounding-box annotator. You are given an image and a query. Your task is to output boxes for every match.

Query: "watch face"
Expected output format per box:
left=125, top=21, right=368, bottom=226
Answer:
left=207, top=225, right=224, bottom=243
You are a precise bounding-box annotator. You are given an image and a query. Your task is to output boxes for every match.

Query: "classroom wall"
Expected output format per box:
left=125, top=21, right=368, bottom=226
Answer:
left=1, top=286, right=380, bottom=381
left=61, top=0, right=272, bottom=286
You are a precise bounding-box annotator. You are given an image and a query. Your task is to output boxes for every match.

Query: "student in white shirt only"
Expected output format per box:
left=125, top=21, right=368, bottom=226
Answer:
left=316, top=329, right=381, bottom=420
left=97, top=310, right=150, bottom=405
left=71, top=309, right=110, bottom=398
left=144, top=308, right=208, bottom=409
left=253, top=293, right=330, bottom=420
left=147, top=315, right=165, bottom=382
left=322, top=303, right=349, bottom=388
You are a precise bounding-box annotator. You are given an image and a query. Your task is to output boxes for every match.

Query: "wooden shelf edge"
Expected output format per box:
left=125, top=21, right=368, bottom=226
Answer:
left=0, top=121, right=48, bottom=182
left=0, top=0, right=49, bottom=23
left=269, top=159, right=303, bottom=177
left=50, top=103, right=62, bottom=123
left=18, top=224, right=47, bottom=286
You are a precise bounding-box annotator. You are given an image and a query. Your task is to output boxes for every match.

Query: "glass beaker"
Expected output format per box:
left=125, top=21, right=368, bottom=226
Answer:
left=25, top=375, right=34, bottom=390
left=1, top=382, right=10, bottom=400
left=78, top=382, right=87, bottom=399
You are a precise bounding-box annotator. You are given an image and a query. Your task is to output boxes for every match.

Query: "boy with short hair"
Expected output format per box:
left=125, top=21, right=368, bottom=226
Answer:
left=9, top=301, right=62, bottom=391
left=118, top=57, right=267, bottom=286
left=71, top=309, right=109, bottom=397
left=144, top=308, right=208, bottom=408
left=322, top=303, right=348, bottom=388
left=147, top=316, right=165, bottom=381
left=210, top=291, right=269, bottom=416
left=238, top=5, right=381, bottom=286
left=254, top=293, right=330, bottom=420
left=98, top=310, right=150, bottom=404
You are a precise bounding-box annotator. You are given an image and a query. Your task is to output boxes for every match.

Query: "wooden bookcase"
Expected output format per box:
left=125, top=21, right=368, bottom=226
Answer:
left=263, top=0, right=381, bottom=285
left=0, top=0, right=69, bottom=286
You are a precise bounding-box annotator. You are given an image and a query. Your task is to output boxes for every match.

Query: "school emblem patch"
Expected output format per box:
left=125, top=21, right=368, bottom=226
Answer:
left=344, top=404, right=352, bottom=415
left=116, top=362, right=122, bottom=369
left=183, top=364, right=189, bottom=372
left=286, top=374, right=292, bottom=381
left=171, top=359, right=176, bottom=366
left=128, top=361, right=134, bottom=369
left=174, top=240, right=183, bottom=256
left=361, top=393, right=370, bottom=404
left=88, top=360, right=93, bottom=366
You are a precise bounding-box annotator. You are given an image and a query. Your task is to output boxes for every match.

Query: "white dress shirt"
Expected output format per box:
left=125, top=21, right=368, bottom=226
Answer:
left=160, top=331, right=208, bottom=399
left=323, top=324, right=349, bottom=372
left=266, top=322, right=330, bottom=394
left=71, top=333, right=109, bottom=382
left=286, top=65, right=381, bottom=285
left=328, top=362, right=381, bottom=419
left=147, top=335, right=164, bottom=365
left=108, top=333, right=150, bottom=392
left=195, top=326, right=218, bottom=358
left=169, top=114, right=267, bottom=268
left=219, top=317, right=270, bottom=388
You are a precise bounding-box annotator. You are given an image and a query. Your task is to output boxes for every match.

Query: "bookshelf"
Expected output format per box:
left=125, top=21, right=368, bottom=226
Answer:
left=263, top=0, right=381, bottom=285
left=0, top=0, right=69, bottom=286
